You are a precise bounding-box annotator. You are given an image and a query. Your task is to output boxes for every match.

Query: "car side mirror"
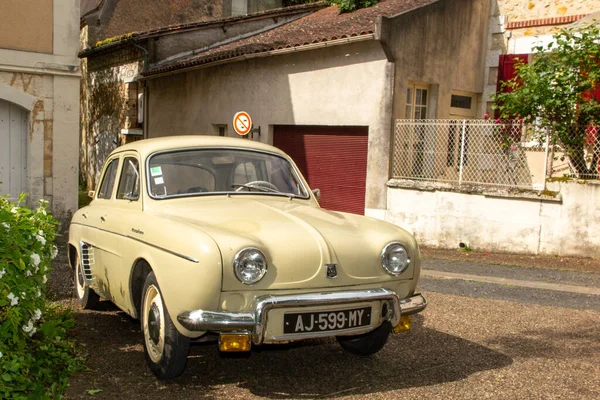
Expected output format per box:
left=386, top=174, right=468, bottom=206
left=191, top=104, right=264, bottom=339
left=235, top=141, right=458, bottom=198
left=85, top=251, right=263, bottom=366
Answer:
left=88, top=190, right=95, bottom=199
left=312, top=188, right=321, bottom=201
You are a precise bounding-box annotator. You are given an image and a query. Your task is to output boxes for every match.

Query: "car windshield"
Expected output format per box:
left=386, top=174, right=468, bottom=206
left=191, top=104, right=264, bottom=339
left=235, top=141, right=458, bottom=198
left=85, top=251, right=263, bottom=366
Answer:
left=147, top=148, right=309, bottom=199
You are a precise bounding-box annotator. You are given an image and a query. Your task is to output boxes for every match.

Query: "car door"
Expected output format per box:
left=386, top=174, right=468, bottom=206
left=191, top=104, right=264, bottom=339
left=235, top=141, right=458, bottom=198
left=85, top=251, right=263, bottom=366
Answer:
left=89, top=156, right=124, bottom=302
left=104, top=153, right=143, bottom=312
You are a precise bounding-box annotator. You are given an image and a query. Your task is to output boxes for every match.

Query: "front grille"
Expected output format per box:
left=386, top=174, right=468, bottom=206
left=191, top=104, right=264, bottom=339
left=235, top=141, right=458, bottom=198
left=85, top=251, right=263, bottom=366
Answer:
left=79, top=241, right=94, bottom=280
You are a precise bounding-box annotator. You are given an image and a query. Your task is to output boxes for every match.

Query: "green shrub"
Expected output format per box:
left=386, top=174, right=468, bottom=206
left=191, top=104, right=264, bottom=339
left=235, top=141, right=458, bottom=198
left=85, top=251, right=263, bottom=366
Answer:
left=0, top=195, right=82, bottom=399
left=326, top=0, right=379, bottom=13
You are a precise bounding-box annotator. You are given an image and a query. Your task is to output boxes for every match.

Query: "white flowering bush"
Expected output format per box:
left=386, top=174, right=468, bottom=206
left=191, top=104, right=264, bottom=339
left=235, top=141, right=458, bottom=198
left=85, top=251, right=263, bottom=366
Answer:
left=0, top=195, right=81, bottom=399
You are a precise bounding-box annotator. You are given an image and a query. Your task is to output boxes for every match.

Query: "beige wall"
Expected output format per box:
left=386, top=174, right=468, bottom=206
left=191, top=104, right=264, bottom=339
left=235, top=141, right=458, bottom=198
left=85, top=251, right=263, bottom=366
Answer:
left=386, top=0, right=491, bottom=120
left=0, top=0, right=80, bottom=223
left=0, top=0, right=53, bottom=54
left=146, top=40, right=393, bottom=213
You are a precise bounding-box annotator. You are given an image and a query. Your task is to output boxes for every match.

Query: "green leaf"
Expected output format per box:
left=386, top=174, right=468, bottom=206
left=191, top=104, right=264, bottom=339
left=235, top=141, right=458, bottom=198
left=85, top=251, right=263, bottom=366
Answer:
left=1, top=374, right=12, bottom=382
left=86, top=389, right=103, bottom=395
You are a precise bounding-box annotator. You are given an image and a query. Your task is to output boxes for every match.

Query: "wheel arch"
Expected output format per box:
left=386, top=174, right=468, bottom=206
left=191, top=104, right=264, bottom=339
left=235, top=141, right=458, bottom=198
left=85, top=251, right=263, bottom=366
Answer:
left=130, top=258, right=153, bottom=319
left=68, top=243, right=78, bottom=270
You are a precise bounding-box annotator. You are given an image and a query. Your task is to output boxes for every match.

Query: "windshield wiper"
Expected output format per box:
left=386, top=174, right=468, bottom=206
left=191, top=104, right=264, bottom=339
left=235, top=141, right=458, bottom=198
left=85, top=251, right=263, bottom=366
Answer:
left=231, top=183, right=280, bottom=193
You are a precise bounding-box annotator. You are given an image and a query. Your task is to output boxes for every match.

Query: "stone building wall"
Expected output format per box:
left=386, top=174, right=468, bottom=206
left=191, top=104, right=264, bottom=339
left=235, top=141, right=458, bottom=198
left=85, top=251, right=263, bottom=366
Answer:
left=498, top=0, right=600, bottom=37
left=0, top=0, right=80, bottom=224
left=80, top=46, right=144, bottom=190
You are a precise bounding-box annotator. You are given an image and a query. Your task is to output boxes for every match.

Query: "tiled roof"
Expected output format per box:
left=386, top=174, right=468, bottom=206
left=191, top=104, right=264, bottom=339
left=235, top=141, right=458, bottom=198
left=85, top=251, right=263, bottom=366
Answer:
left=144, top=0, right=437, bottom=76
left=81, top=0, right=104, bottom=18
left=80, top=2, right=325, bottom=56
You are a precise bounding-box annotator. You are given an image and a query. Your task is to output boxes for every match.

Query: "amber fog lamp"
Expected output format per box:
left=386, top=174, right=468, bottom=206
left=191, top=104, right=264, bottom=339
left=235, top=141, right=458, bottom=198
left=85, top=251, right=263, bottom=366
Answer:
left=219, top=333, right=251, bottom=352
left=393, top=315, right=411, bottom=334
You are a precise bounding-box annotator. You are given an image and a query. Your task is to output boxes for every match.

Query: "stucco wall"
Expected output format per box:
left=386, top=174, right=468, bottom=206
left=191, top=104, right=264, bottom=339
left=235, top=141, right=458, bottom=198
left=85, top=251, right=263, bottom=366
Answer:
left=0, top=0, right=53, bottom=54
left=385, top=180, right=600, bottom=259
left=147, top=40, right=393, bottom=211
left=388, top=0, right=491, bottom=120
left=0, top=0, right=80, bottom=223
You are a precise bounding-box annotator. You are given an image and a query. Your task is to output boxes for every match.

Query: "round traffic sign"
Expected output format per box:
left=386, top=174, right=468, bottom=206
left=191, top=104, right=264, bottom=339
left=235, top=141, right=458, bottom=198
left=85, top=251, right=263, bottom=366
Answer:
left=233, top=111, right=252, bottom=136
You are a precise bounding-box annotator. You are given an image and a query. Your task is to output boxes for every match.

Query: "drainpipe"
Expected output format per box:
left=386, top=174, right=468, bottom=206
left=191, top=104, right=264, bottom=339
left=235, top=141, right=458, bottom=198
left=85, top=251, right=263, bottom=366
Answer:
left=132, top=43, right=149, bottom=139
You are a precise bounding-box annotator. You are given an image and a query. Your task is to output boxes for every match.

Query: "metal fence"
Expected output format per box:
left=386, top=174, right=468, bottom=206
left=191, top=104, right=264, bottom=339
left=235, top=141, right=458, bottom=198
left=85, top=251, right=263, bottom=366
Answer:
left=392, top=120, right=600, bottom=190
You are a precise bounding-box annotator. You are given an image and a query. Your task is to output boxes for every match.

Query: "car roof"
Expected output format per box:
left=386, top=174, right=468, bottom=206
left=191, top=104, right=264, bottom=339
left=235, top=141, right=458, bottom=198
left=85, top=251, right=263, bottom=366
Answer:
left=111, top=135, right=288, bottom=159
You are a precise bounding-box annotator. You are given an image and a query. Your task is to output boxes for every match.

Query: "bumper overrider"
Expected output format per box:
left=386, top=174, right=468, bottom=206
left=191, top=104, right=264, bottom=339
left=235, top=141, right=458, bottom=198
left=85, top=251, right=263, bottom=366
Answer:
left=177, top=288, right=427, bottom=345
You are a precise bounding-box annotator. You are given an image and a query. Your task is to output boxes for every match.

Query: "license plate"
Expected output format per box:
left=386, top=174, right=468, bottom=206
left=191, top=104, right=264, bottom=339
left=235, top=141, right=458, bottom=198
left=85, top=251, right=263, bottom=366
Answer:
left=283, top=306, right=371, bottom=334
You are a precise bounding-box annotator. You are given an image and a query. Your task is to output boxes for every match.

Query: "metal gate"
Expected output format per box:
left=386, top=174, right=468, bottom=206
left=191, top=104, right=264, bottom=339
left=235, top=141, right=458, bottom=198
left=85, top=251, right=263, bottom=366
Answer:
left=0, top=100, right=28, bottom=200
left=273, top=125, right=368, bottom=215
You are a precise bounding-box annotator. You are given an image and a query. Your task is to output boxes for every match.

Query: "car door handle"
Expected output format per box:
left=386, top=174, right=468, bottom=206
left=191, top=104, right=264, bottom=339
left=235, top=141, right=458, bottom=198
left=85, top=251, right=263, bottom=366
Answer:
left=100, top=216, right=106, bottom=222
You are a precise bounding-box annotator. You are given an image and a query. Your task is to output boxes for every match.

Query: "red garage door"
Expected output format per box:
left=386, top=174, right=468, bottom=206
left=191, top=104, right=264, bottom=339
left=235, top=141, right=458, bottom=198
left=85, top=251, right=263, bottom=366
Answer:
left=273, top=125, right=368, bottom=215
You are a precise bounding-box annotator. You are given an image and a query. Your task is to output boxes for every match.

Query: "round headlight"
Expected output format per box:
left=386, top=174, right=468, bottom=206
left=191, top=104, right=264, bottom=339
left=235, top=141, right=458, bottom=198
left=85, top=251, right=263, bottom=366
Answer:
left=381, top=242, right=410, bottom=276
left=233, top=248, right=268, bottom=284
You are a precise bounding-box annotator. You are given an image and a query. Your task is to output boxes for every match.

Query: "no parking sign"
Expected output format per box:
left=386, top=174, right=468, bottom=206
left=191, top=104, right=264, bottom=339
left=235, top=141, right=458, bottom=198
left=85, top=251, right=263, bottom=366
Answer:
left=233, top=111, right=252, bottom=136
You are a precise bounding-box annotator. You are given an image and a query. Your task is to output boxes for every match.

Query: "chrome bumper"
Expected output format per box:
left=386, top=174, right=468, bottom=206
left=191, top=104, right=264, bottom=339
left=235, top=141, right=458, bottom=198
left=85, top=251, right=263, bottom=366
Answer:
left=177, top=289, right=427, bottom=345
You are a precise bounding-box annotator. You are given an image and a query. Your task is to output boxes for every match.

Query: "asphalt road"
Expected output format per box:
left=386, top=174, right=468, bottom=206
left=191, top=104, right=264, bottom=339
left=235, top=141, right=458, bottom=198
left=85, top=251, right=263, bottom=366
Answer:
left=64, top=273, right=600, bottom=399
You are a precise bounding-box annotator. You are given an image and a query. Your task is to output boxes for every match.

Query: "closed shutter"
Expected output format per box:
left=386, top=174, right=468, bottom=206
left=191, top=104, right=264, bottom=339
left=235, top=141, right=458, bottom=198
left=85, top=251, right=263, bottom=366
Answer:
left=495, top=54, right=529, bottom=119
left=273, top=125, right=368, bottom=215
left=0, top=100, right=28, bottom=200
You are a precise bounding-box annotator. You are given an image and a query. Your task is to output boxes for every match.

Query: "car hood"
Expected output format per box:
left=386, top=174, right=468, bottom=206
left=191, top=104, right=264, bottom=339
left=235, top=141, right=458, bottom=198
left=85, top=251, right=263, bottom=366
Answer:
left=154, top=196, right=418, bottom=291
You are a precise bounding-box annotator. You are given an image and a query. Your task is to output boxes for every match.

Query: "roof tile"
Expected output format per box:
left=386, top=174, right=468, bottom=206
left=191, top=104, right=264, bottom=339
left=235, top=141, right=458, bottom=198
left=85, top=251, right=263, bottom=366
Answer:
left=145, top=0, right=436, bottom=76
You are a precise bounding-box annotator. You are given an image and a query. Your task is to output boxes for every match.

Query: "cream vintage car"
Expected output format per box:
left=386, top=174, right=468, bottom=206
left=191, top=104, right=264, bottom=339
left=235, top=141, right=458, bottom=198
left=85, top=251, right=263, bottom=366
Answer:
left=68, top=136, right=427, bottom=379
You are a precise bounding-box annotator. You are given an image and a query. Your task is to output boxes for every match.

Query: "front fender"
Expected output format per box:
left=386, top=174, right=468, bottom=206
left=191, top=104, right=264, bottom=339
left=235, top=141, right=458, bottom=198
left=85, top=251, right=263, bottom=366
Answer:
left=122, top=216, right=223, bottom=338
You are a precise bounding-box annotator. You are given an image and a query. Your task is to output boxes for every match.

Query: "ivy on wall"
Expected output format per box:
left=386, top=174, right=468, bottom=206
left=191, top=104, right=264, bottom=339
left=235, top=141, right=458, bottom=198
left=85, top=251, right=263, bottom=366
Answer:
left=80, top=67, right=127, bottom=191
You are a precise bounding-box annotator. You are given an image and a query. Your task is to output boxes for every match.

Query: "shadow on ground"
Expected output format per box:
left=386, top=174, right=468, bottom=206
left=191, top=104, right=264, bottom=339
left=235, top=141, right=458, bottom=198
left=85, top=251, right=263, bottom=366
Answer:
left=66, top=306, right=512, bottom=399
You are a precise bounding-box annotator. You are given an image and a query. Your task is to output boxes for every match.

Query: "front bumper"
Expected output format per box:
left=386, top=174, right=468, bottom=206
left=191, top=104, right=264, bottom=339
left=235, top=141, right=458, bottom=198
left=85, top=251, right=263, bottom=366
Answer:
left=177, top=288, right=427, bottom=345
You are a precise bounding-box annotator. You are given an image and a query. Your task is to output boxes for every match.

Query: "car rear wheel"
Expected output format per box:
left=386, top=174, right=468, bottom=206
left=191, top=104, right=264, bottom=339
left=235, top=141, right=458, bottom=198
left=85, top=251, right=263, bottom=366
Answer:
left=336, top=321, right=391, bottom=356
left=74, top=257, right=99, bottom=309
left=141, top=272, right=190, bottom=379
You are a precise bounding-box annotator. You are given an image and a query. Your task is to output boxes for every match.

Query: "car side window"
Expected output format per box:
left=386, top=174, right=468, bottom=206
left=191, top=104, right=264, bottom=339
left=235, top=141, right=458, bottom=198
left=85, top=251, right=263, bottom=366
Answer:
left=116, top=157, right=140, bottom=201
left=97, top=159, right=119, bottom=199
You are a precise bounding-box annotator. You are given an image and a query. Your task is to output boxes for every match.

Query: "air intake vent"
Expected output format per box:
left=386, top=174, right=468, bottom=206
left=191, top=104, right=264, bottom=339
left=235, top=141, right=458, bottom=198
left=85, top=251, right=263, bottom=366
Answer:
left=79, top=241, right=94, bottom=281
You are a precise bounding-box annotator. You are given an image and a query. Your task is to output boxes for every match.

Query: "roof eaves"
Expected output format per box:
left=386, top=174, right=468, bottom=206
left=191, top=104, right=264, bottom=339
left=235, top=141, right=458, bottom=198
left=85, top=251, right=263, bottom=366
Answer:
left=141, top=33, right=376, bottom=79
left=78, top=2, right=327, bottom=58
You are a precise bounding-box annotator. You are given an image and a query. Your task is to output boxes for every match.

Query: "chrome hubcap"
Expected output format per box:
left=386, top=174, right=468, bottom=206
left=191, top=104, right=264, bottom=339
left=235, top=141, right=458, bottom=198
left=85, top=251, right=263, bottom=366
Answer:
left=76, top=262, right=85, bottom=298
left=77, top=264, right=84, bottom=286
left=148, top=303, right=161, bottom=345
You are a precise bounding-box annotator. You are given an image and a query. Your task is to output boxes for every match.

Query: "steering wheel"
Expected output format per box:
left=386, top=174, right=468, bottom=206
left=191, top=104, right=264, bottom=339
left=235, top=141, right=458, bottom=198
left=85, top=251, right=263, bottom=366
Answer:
left=234, top=180, right=279, bottom=192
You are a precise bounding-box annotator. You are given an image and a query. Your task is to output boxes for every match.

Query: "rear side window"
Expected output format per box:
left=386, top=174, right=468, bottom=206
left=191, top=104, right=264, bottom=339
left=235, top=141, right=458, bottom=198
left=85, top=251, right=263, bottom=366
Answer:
left=97, top=159, right=119, bottom=199
left=117, top=157, right=140, bottom=201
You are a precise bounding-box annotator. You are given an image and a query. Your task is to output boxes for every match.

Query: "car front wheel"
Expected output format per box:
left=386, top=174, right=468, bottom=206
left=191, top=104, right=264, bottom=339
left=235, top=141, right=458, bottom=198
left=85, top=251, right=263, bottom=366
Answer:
left=141, top=272, right=190, bottom=379
left=336, top=321, right=391, bottom=356
left=74, top=257, right=99, bottom=309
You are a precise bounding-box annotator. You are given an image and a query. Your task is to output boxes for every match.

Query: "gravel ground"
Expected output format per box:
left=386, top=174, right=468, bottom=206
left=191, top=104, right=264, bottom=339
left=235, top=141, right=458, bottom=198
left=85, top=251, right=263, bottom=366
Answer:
left=48, top=242, right=600, bottom=399
left=62, top=292, right=600, bottom=399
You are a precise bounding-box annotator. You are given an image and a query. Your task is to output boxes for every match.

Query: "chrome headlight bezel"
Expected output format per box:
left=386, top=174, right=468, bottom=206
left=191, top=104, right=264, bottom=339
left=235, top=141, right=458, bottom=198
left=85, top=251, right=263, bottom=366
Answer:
left=381, top=242, right=411, bottom=276
left=233, top=247, right=268, bottom=285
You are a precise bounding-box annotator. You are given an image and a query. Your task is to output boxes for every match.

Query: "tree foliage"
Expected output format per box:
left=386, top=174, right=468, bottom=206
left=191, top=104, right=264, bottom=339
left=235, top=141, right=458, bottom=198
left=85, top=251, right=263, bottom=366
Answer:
left=326, top=0, right=379, bottom=13
left=493, top=25, right=600, bottom=177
